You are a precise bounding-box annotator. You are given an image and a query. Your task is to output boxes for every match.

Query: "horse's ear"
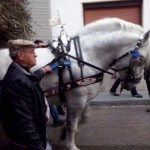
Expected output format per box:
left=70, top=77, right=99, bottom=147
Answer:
left=142, top=30, right=150, bottom=44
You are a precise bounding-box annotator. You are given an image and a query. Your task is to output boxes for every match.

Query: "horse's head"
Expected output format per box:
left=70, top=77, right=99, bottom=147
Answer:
left=115, top=31, right=150, bottom=90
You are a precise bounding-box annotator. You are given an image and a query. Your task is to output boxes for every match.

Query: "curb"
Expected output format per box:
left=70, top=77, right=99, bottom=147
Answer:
left=89, top=91, right=150, bottom=106
left=90, top=99, right=150, bottom=106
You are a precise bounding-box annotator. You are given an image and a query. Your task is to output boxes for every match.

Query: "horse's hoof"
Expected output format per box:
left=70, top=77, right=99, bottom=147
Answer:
left=66, top=145, right=80, bottom=150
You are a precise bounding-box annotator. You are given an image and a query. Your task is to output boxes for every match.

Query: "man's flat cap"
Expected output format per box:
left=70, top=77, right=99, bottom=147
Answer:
left=8, top=39, right=35, bottom=53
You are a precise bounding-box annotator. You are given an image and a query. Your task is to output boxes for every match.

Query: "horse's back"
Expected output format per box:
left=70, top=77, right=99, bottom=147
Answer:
left=0, top=49, right=12, bottom=80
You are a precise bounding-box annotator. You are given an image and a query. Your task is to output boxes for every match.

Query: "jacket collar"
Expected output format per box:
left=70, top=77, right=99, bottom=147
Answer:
left=12, top=62, right=33, bottom=76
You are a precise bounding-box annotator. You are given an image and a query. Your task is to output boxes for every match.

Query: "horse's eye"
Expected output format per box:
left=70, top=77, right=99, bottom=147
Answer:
left=132, top=56, right=145, bottom=66
left=132, top=58, right=140, bottom=66
left=139, top=56, right=145, bottom=65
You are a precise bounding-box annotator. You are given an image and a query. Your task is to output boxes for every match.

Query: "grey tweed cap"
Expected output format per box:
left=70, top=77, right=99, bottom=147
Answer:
left=8, top=39, right=35, bottom=53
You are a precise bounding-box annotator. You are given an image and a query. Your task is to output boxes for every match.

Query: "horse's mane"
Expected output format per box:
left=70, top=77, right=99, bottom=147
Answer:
left=78, top=17, right=144, bottom=36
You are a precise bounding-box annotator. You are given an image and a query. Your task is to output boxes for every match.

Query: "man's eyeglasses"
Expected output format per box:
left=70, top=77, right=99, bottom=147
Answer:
left=22, top=49, right=35, bottom=54
left=37, top=45, right=45, bottom=48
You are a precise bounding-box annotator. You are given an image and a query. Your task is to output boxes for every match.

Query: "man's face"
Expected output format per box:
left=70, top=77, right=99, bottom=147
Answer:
left=18, top=47, right=37, bottom=69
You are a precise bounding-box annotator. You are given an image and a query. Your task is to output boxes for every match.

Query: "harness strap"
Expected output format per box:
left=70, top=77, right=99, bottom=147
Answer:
left=58, top=66, right=66, bottom=103
left=109, top=51, right=133, bottom=67
left=44, top=73, right=104, bottom=98
left=109, top=39, right=142, bottom=67
left=67, top=64, right=75, bottom=83
left=73, top=36, right=84, bottom=80
left=64, top=53, right=114, bottom=75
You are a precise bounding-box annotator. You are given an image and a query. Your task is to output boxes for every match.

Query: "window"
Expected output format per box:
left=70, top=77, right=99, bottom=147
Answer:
left=83, top=0, right=142, bottom=25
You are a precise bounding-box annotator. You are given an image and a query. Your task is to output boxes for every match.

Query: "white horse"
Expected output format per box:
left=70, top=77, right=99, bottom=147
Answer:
left=0, top=18, right=150, bottom=150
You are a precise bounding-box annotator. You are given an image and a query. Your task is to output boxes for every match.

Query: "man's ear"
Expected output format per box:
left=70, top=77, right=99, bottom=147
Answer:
left=16, top=51, right=24, bottom=61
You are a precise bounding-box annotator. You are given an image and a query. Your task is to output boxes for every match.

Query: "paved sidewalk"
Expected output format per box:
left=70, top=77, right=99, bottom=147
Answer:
left=90, top=91, right=150, bottom=106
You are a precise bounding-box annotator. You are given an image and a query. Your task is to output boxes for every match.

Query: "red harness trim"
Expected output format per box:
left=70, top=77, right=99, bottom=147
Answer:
left=44, top=73, right=103, bottom=97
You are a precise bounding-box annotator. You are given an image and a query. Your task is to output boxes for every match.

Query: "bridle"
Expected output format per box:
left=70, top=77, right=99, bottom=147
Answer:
left=126, top=57, right=145, bottom=84
left=110, top=39, right=145, bottom=84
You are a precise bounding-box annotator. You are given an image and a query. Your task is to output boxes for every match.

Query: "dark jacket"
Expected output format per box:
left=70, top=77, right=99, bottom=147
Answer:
left=0, top=63, right=47, bottom=150
left=145, top=68, right=150, bottom=97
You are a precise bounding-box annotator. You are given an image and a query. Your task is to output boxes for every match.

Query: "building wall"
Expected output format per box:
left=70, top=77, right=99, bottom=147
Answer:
left=50, top=0, right=150, bottom=35
left=143, top=0, right=150, bottom=32
left=28, top=0, right=51, bottom=43
left=50, top=0, right=144, bottom=36
left=50, top=0, right=150, bottom=92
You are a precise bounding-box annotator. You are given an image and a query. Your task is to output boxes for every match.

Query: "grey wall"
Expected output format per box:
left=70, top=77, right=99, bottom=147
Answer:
left=28, top=0, right=51, bottom=44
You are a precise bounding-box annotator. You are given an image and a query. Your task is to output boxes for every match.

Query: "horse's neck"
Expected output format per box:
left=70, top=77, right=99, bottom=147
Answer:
left=79, top=31, right=142, bottom=70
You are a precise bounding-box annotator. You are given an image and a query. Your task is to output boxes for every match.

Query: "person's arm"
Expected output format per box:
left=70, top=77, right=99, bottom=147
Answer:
left=34, top=66, right=52, bottom=81
left=34, top=62, right=71, bottom=81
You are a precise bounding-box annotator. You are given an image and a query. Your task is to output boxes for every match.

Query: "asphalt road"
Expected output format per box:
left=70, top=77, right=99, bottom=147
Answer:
left=47, top=104, right=150, bottom=150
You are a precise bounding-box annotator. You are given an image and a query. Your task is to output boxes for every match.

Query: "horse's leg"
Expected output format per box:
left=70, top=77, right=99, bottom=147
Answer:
left=65, top=83, right=101, bottom=150
left=78, top=102, right=91, bottom=125
left=65, top=98, right=86, bottom=150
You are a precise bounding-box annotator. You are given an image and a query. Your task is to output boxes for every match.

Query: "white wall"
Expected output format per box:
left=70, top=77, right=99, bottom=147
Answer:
left=50, top=0, right=115, bottom=36
left=50, top=0, right=83, bottom=37
left=143, top=0, right=150, bottom=32
left=50, top=0, right=150, bottom=37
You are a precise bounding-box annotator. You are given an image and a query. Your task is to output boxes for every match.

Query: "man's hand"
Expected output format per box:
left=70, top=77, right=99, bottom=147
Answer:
left=42, top=66, right=52, bottom=73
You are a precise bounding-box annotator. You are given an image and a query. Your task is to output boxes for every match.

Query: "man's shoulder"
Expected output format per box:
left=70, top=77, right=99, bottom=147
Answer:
left=3, top=64, right=29, bottom=85
left=4, top=64, right=24, bottom=80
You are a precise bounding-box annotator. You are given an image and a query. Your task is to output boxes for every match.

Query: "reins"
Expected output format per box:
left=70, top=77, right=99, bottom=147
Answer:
left=64, top=53, right=114, bottom=75
left=109, top=39, right=142, bottom=71
left=109, top=51, right=133, bottom=68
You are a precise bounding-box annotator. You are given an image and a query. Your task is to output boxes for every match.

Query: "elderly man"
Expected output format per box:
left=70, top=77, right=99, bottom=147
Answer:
left=0, top=39, right=50, bottom=150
